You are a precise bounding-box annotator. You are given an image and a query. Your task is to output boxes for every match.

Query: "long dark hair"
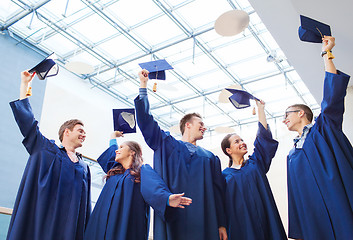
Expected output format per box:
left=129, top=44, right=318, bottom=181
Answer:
left=106, top=141, right=143, bottom=183
left=221, top=133, right=237, bottom=167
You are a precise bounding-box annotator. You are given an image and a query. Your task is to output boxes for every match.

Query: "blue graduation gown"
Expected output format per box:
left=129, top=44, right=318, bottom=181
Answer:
left=135, top=95, right=226, bottom=240
left=222, top=123, right=286, bottom=240
left=84, top=145, right=150, bottom=240
left=287, top=71, right=353, bottom=239
left=8, top=98, right=91, bottom=240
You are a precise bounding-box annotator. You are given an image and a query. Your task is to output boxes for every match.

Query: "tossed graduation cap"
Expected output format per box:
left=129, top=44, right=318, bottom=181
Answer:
left=298, top=15, right=331, bottom=43
left=29, top=53, right=59, bottom=80
left=214, top=10, right=250, bottom=37
left=138, top=59, right=173, bottom=80
left=226, top=88, right=260, bottom=109
left=113, top=108, right=136, bottom=134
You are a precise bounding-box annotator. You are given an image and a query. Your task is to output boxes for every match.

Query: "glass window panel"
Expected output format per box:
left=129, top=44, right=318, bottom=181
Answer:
left=244, top=74, right=286, bottom=91
left=0, top=0, right=22, bottom=21
left=173, top=55, right=217, bottom=78
left=213, top=37, right=266, bottom=64
left=40, top=33, right=79, bottom=56
left=132, top=15, right=186, bottom=46
left=98, top=34, right=144, bottom=61
left=11, top=13, right=49, bottom=37
left=229, top=57, right=278, bottom=79
left=66, top=51, right=103, bottom=66
left=108, top=0, right=161, bottom=27
left=70, top=14, right=118, bottom=43
left=188, top=70, right=234, bottom=91
left=174, top=0, right=230, bottom=29
left=43, top=0, right=90, bottom=20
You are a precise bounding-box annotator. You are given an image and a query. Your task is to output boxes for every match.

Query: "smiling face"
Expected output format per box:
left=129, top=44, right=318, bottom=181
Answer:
left=115, top=143, right=134, bottom=167
left=65, top=124, right=86, bottom=148
left=282, top=107, right=302, bottom=132
left=226, top=134, right=248, bottom=157
left=188, top=116, right=207, bottom=140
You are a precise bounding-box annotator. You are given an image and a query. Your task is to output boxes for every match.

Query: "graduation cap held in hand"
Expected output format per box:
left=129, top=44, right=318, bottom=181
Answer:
left=113, top=108, right=136, bottom=134
left=298, top=15, right=331, bottom=43
left=226, top=88, right=260, bottom=109
left=138, top=59, right=173, bottom=80
left=29, top=53, right=59, bottom=80
left=138, top=59, right=173, bottom=92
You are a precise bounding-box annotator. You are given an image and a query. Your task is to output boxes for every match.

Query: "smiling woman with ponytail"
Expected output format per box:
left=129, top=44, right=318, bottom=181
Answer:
left=84, top=132, right=192, bottom=240
left=221, top=100, right=287, bottom=240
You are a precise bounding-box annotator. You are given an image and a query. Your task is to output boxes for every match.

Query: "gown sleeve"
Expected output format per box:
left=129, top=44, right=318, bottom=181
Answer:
left=140, top=164, right=173, bottom=221
left=10, top=98, right=49, bottom=155
left=97, top=144, right=119, bottom=173
left=211, top=155, right=227, bottom=228
left=320, top=71, right=351, bottom=129
left=251, top=122, right=279, bottom=173
left=134, top=95, right=175, bottom=153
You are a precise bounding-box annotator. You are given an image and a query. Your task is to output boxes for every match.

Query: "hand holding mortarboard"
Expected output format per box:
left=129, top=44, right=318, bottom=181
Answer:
left=138, top=69, right=149, bottom=88
left=138, top=59, right=173, bottom=92
left=298, top=15, right=334, bottom=59
left=110, top=131, right=124, bottom=139
left=23, top=53, right=59, bottom=97
left=113, top=108, right=136, bottom=134
left=322, top=36, right=335, bottom=52
left=20, top=70, right=36, bottom=100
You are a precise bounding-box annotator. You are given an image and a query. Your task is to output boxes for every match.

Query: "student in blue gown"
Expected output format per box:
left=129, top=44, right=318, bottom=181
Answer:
left=84, top=131, right=192, bottom=240
left=221, top=100, right=287, bottom=240
left=284, top=36, right=353, bottom=240
left=134, top=69, right=227, bottom=240
left=7, top=71, right=91, bottom=240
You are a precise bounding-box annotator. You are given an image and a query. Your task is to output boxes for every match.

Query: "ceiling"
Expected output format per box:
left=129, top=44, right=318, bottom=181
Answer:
left=0, top=0, right=321, bottom=133
left=249, top=0, right=353, bottom=102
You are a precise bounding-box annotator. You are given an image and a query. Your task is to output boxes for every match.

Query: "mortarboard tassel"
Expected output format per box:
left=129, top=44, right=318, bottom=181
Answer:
left=26, top=83, right=32, bottom=97
left=252, top=106, right=256, bottom=115
left=153, top=82, right=157, bottom=92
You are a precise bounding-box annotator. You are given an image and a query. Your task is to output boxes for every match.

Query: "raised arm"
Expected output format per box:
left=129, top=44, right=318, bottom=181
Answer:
left=97, top=131, right=123, bottom=173
left=134, top=70, right=174, bottom=151
left=256, top=99, right=267, bottom=130
left=322, top=36, right=336, bottom=74
left=10, top=71, right=48, bottom=154
left=320, top=36, right=351, bottom=127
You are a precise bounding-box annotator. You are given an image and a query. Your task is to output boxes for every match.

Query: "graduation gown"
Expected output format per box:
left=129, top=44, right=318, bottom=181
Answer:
left=134, top=95, right=226, bottom=240
left=84, top=145, right=150, bottom=240
left=222, top=123, right=286, bottom=240
left=287, top=71, right=353, bottom=239
left=7, top=98, right=91, bottom=240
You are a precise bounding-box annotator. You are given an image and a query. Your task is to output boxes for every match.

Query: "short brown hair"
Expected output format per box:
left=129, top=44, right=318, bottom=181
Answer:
left=287, top=104, right=313, bottom=122
left=179, top=113, right=202, bottom=135
left=58, top=119, right=84, bottom=142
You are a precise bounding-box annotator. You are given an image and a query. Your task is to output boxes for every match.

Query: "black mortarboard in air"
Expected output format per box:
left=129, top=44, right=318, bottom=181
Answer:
left=298, top=15, right=331, bottom=43
left=138, top=59, right=173, bottom=80
left=226, top=88, right=260, bottom=109
left=29, top=53, right=59, bottom=80
left=113, top=108, right=136, bottom=134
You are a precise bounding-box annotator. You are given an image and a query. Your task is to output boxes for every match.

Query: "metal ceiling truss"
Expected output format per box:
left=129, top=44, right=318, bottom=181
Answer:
left=0, top=0, right=313, bottom=133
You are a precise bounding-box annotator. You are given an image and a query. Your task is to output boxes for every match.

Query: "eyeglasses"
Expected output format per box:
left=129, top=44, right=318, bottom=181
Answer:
left=283, top=110, right=301, bottom=120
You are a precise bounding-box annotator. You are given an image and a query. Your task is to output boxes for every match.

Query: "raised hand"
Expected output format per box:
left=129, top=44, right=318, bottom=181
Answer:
left=138, top=69, right=149, bottom=88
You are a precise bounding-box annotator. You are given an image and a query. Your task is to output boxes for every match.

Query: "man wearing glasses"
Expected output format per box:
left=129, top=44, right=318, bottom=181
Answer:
left=283, top=36, right=353, bottom=240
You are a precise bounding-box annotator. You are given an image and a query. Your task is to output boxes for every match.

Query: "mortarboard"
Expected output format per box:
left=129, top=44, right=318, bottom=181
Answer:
left=298, top=15, right=331, bottom=43
left=113, top=108, right=136, bottom=134
left=138, top=59, right=173, bottom=80
left=226, top=88, right=260, bottom=109
left=29, top=53, right=59, bottom=80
